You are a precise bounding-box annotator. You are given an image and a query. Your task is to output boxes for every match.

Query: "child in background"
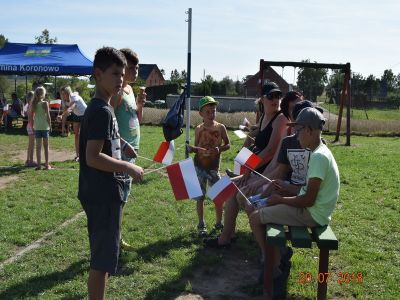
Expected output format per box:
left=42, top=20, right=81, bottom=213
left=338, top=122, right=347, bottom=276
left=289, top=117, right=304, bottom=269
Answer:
left=187, top=96, right=230, bottom=236
left=30, top=86, right=51, bottom=170
left=25, top=91, right=36, bottom=167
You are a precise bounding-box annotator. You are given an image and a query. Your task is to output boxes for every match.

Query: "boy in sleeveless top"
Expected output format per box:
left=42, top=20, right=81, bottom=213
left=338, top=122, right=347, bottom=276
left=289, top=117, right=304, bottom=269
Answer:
left=110, top=48, right=146, bottom=251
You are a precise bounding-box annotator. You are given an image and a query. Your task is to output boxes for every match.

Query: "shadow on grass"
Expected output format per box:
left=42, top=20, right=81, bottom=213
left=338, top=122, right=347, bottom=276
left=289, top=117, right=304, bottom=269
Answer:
left=0, top=259, right=87, bottom=299
left=0, top=165, right=25, bottom=177
left=119, top=231, right=263, bottom=300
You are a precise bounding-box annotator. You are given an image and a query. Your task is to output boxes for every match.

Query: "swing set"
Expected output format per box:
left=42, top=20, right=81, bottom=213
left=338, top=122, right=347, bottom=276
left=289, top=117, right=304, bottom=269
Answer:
left=259, top=59, right=352, bottom=146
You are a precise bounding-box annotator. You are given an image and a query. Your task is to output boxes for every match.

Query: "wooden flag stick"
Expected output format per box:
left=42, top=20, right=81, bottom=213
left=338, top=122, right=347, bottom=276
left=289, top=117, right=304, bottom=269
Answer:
left=238, top=162, right=272, bottom=183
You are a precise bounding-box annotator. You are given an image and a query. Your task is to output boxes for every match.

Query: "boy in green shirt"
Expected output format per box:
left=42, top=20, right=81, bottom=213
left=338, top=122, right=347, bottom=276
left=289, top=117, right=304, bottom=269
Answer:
left=249, top=107, right=340, bottom=277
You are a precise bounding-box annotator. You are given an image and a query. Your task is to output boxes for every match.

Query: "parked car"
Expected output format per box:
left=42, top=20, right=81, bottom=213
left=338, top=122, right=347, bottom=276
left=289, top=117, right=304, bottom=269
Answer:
left=154, top=99, right=167, bottom=108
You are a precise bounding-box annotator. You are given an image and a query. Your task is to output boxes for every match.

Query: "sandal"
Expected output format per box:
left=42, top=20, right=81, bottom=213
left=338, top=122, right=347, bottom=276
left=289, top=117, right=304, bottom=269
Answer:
left=44, top=164, right=52, bottom=170
left=197, top=223, right=208, bottom=237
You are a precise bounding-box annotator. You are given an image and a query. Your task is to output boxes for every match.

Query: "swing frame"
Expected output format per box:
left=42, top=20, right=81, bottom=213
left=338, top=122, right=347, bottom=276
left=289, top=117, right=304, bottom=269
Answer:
left=259, top=60, right=351, bottom=146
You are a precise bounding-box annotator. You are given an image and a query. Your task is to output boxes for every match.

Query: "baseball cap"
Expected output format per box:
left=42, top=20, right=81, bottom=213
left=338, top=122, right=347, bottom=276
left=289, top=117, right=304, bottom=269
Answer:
left=288, top=107, right=326, bottom=130
left=262, top=82, right=281, bottom=96
left=199, top=96, right=218, bottom=110
left=292, top=100, right=324, bottom=120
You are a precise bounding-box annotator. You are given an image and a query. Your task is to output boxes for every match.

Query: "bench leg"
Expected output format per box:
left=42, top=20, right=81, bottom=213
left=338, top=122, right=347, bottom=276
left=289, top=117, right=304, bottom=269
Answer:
left=263, top=244, right=275, bottom=300
left=317, top=248, right=329, bottom=300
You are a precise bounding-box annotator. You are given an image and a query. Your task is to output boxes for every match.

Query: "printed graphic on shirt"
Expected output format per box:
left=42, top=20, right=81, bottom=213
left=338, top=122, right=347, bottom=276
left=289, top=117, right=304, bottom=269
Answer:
left=111, top=116, right=121, bottom=160
left=287, top=149, right=310, bottom=185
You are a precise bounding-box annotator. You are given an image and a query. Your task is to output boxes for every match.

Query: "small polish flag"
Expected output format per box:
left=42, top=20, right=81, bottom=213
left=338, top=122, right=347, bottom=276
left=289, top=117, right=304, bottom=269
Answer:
left=233, top=161, right=246, bottom=175
left=207, top=176, right=237, bottom=207
left=235, top=147, right=262, bottom=170
left=166, top=158, right=203, bottom=200
left=153, top=140, right=175, bottom=165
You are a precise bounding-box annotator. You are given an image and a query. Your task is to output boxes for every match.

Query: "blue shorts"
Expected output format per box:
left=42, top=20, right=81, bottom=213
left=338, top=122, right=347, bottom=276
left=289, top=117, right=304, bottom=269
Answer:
left=193, top=166, right=221, bottom=201
left=35, top=130, right=49, bottom=139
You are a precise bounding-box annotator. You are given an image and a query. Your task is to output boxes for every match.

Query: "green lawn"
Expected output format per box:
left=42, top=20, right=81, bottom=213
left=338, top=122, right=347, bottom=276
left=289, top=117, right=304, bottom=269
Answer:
left=319, top=102, right=400, bottom=121
left=0, top=126, right=399, bottom=299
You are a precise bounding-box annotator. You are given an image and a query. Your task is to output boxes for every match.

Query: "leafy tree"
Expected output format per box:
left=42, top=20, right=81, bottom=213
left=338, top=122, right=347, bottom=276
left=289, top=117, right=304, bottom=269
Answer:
left=169, top=69, right=186, bottom=85
left=0, top=34, right=8, bottom=48
left=35, top=29, right=58, bottom=44
left=296, top=59, right=328, bottom=101
left=364, top=74, right=380, bottom=100
left=192, top=74, right=214, bottom=96
left=0, top=76, right=11, bottom=95
left=381, top=69, right=396, bottom=92
left=160, top=68, right=165, bottom=76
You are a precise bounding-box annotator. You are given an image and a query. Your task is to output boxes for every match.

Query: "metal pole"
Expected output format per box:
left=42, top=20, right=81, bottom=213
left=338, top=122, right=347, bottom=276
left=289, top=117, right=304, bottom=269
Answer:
left=185, top=8, right=192, bottom=158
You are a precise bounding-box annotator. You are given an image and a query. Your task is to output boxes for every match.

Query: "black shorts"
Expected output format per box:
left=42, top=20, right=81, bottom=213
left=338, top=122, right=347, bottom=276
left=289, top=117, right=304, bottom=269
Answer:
left=66, top=113, right=83, bottom=123
left=81, top=200, right=123, bottom=274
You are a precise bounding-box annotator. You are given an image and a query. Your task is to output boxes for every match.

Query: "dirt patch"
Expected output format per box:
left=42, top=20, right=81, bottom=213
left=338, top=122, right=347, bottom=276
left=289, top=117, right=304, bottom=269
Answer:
left=14, top=150, right=75, bottom=163
left=0, top=175, right=19, bottom=190
left=176, top=249, right=264, bottom=300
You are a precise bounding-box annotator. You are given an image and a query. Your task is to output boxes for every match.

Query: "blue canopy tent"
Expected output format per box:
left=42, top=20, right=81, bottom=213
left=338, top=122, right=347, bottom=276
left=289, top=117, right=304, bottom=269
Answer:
left=0, top=42, right=93, bottom=75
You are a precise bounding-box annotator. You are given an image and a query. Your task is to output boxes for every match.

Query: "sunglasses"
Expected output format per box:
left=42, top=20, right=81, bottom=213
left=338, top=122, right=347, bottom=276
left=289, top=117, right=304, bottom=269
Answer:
left=266, top=92, right=281, bottom=100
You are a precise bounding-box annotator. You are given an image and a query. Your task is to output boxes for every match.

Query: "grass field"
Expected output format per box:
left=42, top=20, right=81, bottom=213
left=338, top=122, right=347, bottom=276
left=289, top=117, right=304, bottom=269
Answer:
left=318, top=102, right=400, bottom=121
left=0, top=125, right=399, bottom=299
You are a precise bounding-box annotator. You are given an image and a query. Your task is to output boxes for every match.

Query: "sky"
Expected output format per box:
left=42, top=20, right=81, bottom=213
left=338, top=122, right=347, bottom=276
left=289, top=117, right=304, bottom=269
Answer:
left=1, top=0, right=400, bottom=83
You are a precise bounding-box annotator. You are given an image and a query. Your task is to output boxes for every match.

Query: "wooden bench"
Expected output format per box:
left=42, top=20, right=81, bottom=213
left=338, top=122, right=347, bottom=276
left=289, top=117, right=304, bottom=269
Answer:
left=264, top=224, right=338, bottom=300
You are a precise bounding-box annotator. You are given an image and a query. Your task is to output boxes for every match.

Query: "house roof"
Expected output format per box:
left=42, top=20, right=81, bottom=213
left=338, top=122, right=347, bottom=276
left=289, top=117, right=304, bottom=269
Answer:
left=139, top=64, right=158, bottom=80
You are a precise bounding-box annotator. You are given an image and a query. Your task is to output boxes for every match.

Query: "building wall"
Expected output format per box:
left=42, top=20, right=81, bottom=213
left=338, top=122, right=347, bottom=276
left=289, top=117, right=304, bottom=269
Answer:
left=145, top=69, right=165, bottom=86
left=166, top=94, right=258, bottom=112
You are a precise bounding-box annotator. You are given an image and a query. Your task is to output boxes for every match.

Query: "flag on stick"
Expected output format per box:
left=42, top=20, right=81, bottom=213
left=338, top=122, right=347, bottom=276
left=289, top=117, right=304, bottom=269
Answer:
left=166, top=158, right=202, bottom=200
left=233, top=161, right=246, bottom=175
left=153, top=140, right=175, bottom=165
left=235, top=147, right=262, bottom=170
left=207, top=176, right=237, bottom=207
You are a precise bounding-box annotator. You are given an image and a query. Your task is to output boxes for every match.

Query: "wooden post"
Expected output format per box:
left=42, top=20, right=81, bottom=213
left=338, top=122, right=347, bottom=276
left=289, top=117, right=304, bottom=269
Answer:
left=333, top=70, right=350, bottom=143
left=263, top=244, right=275, bottom=300
left=317, top=249, right=329, bottom=300
left=345, top=63, right=351, bottom=146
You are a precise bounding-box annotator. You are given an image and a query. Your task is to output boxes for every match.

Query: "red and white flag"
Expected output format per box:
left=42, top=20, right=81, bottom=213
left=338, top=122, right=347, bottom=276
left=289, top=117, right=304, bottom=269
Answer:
left=153, top=140, right=175, bottom=165
left=235, top=147, right=262, bottom=170
left=207, top=176, right=237, bottom=207
left=166, top=158, right=203, bottom=200
left=233, top=161, right=246, bottom=175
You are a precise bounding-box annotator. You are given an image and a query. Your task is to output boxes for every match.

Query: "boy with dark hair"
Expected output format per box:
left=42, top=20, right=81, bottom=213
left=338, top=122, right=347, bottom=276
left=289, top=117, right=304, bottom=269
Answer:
left=187, top=96, right=230, bottom=236
left=110, top=48, right=146, bottom=251
left=78, top=46, right=144, bottom=300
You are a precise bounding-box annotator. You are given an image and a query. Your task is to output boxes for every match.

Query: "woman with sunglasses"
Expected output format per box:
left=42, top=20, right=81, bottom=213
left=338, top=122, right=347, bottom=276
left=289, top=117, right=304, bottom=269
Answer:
left=248, top=82, right=288, bottom=174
